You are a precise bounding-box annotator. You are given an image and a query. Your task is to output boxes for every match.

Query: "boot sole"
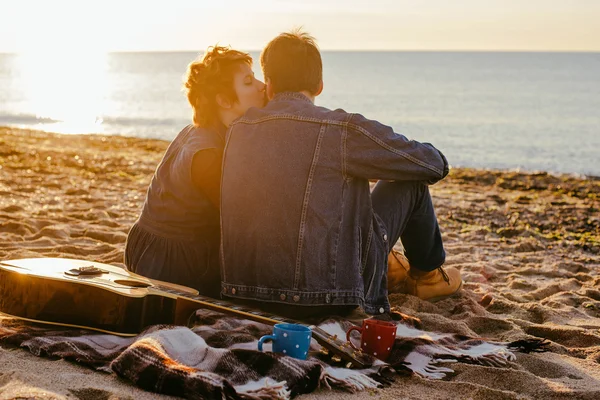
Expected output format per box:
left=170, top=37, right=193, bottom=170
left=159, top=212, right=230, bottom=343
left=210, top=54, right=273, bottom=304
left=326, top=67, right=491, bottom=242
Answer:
left=425, top=280, right=464, bottom=303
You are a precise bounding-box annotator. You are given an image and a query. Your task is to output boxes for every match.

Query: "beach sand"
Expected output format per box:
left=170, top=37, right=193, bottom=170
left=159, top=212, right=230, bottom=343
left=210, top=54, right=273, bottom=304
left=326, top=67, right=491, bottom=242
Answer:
left=1, top=127, right=599, bottom=399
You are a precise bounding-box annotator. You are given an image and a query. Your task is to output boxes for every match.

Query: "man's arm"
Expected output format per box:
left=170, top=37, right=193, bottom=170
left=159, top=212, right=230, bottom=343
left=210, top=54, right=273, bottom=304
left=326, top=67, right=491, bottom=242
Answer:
left=344, top=113, right=449, bottom=184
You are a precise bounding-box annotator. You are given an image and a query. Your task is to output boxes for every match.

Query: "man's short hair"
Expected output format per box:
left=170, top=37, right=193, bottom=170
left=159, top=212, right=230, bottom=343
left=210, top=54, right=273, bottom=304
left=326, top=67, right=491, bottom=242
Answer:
left=260, top=29, right=322, bottom=95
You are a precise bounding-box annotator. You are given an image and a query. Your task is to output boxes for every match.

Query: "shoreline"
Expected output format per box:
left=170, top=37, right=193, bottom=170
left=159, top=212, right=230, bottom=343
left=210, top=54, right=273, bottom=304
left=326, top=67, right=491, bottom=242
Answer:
left=1, top=126, right=599, bottom=399
left=3, top=124, right=599, bottom=179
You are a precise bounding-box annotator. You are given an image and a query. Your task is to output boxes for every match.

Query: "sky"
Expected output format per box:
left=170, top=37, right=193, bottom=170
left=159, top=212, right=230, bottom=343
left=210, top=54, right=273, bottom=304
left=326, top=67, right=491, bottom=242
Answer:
left=1, top=0, right=599, bottom=53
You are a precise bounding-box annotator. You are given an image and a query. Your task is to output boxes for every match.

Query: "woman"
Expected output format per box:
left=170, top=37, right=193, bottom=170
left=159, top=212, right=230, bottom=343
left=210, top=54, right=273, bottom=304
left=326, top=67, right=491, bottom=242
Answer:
left=125, top=46, right=266, bottom=297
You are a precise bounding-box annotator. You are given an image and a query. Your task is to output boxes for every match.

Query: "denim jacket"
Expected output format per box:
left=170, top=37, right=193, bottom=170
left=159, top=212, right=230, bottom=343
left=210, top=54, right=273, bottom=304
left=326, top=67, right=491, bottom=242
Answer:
left=220, top=92, right=449, bottom=314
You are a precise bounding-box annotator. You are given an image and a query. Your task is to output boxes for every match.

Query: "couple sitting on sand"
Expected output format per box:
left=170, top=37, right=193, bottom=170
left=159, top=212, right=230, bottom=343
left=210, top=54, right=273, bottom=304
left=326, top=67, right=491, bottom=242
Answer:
left=124, top=30, right=463, bottom=318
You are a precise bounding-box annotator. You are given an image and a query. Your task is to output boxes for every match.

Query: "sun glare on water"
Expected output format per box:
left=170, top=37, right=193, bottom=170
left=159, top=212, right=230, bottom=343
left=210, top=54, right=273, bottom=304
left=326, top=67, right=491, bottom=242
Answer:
left=15, top=46, right=110, bottom=134
left=8, top=0, right=115, bottom=135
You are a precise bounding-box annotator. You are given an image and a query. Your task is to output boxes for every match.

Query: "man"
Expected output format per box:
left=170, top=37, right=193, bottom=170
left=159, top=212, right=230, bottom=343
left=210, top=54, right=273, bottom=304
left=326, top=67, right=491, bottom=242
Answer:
left=219, top=30, right=462, bottom=317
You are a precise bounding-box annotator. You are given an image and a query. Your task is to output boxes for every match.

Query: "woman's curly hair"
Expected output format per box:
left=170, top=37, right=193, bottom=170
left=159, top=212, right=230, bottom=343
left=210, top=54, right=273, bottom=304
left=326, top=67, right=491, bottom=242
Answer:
left=184, top=46, right=252, bottom=127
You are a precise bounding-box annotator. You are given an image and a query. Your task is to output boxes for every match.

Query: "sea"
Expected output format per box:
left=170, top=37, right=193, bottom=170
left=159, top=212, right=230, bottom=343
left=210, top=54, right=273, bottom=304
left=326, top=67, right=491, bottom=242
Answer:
left=1, top=51, right=599, bottom=176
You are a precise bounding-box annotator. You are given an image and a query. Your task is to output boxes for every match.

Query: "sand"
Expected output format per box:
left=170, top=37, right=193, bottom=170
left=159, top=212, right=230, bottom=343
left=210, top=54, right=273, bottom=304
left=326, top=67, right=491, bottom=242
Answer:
left=1, top=127, right=599, bottom=399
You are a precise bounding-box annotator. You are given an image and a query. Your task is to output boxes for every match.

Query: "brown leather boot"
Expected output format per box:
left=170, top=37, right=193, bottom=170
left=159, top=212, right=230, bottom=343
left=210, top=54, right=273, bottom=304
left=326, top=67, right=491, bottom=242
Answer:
left=405, top=266, right=463, bottom=302
left=387, top=250, right=410, bottom=293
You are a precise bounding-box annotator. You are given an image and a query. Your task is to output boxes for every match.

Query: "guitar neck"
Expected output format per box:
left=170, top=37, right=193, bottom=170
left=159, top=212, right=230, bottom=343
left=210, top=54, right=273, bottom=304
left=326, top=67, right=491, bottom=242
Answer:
left=156, top=285, right=302, bottom=327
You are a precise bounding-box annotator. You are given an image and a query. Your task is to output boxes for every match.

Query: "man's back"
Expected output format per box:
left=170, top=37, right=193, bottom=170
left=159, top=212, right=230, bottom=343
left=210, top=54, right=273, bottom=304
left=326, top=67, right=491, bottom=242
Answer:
left=220, top=92, right=448, bottom=313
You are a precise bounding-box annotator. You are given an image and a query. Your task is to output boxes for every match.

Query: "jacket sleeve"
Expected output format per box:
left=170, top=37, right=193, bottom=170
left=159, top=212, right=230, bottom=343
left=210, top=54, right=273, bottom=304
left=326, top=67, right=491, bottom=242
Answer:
left=343, top=113, right=449, bottom=184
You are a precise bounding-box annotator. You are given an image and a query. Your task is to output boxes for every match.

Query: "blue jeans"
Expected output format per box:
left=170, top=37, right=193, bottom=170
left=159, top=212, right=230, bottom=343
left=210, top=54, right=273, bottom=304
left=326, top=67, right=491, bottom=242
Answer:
left=359, top=180, right=446, bottom=314
left=371, top=180, right=446, bottom=272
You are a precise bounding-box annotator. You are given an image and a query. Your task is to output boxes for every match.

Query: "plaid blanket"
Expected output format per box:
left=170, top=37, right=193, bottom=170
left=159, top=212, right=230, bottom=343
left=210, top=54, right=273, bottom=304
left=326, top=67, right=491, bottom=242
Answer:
left=0, top=309, right=548, bottom=399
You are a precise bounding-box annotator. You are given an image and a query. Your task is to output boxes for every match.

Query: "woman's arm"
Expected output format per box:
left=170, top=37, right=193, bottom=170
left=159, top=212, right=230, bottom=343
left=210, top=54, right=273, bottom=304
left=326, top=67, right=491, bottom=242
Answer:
left=191, top=148, right=222, bottom=209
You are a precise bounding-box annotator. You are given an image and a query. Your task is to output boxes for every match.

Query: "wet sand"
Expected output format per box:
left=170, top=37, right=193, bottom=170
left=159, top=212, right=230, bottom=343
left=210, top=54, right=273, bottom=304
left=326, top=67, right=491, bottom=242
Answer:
left=1, top=127, right=599, bottom=399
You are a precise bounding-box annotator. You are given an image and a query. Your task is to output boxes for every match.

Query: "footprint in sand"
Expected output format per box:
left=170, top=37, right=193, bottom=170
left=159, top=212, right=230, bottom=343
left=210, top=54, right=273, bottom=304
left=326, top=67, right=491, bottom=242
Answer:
left=45, top=182, right=63, bottom=189
left=582, top=289, right=600, bottom=301
left=529, top=279, right=583, bottom=301
left=445, top=245, right=477, bottom=254
left=517, top=256, right=546, bottom=264
left=69, top=388, right=116, bottom=400
left=66, top=210, right=109, bottom=221
left=571, top=272, right=594, bottom=283
left=15, top=186, right=37, bottom=194
left=25, top=225, right=71, bottom=241
left=449, top=363, right=560, bottom=397
left=502, top=292, right=534, bottom=303
left=94, top=219, right=121, bottom=228
left=49, top=243, right=118, bottom=257
left=64, top=188, right=90, bottom=196
left=7, top=238, right=59, bottom=248
left=487, top=300, right=550, bottom=324
left=517, top=353, right=581, bottom=379
left=83, top=229, right=127, bottom=245
left=0, top=221, right=35, bottom=236
left=524, top=325, right=600, bottom=347
left=508, top=278, right=538, bottom=291
left=30, top=219, right=57, bottom=230
left=541, top=291, right=600, bottom=310
left=556, top=261, right=590, bottom=274
left=514, top=267, right=563, bottom=279
left=1, top=204, right=24, bottom=213
left=513, top=240, right=546, bottom=252
left=465, top=316, right=515, bottom=335
left=490, top=262, right=514, bottom=272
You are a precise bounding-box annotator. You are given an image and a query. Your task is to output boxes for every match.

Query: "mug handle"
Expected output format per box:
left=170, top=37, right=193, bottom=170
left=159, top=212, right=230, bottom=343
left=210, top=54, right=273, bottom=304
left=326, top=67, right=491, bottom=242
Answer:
left=258, top=334, right=276, bottom=352
left=346, top=326, right=362, bottom=351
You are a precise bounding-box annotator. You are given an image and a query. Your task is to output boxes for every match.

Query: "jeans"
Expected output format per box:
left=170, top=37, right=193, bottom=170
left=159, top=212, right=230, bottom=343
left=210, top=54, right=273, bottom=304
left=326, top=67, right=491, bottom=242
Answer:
left=371, top=180, right=446, bottom=272
left=358, top=180, right=446, bottom=314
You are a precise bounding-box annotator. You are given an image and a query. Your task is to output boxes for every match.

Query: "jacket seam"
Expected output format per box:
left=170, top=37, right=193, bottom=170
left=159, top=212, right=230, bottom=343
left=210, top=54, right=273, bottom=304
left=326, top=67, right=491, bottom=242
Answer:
left=361, top=218, right=373, bottom=275
left=331, top=179, right=346, bottom=289
left=232, top=115, right=348, bottom=127
left=219, top=125, right=236, bottom=282
left=232, top=115, right=443, bottom=177
left=294, top=123, right=326, bottom=289
left=346, top=119, right=443, bottom=177
left=341, top=113, right=352, bottom=180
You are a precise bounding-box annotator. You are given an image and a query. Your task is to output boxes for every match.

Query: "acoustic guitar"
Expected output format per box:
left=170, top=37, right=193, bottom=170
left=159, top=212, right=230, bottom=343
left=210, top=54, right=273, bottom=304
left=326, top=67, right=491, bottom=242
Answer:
left=0, top=257, right=373, bottom=368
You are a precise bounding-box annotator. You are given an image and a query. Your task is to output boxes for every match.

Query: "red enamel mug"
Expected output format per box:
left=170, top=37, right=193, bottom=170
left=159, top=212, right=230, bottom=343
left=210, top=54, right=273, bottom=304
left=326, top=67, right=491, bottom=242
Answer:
left=346, top=319, right=397, bottom=361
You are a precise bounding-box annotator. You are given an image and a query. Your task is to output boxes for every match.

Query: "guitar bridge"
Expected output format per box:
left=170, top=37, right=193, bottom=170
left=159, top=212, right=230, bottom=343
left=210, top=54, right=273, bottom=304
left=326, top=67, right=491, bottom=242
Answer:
left=64, top=265, right=107, bottom=277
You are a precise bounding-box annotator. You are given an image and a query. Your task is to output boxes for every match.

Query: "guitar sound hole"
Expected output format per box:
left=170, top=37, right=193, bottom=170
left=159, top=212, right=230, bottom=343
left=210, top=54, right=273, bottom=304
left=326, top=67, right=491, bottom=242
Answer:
left=114, top=279, right=151, bottom=288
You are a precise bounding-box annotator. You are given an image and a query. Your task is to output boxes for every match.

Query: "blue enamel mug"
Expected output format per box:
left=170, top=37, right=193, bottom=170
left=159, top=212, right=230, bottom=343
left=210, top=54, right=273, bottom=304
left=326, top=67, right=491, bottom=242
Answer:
left=258, top=323, right=312, bottom=360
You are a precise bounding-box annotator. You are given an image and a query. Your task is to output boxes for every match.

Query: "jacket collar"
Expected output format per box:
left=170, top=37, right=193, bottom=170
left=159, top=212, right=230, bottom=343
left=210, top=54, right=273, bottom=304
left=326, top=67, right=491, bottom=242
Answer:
left=271, top=91, right=313, bottom=104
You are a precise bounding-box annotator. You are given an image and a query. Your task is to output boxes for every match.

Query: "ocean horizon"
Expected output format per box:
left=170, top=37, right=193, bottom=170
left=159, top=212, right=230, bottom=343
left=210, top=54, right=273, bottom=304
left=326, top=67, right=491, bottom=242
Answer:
left=1, top=51, right=599, bottom=176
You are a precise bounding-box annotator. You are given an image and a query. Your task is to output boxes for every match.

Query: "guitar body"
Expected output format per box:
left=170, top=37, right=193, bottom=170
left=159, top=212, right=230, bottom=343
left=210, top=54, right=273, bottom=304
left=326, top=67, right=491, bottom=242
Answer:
left=0, top=257, right=373, bottom=368
left=0, top=258, right=200, bottom=336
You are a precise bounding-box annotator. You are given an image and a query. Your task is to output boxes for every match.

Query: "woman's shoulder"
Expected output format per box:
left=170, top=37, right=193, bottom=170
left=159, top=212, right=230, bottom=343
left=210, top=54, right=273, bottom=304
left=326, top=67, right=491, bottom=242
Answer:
left=180, top=124, right=224, bottom=151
